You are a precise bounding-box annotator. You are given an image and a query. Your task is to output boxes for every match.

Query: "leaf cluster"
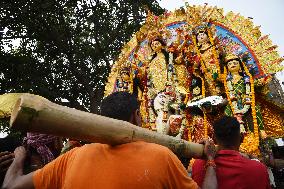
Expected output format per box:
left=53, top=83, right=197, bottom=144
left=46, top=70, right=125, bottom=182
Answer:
left=0, top=0, right=164, bottom=114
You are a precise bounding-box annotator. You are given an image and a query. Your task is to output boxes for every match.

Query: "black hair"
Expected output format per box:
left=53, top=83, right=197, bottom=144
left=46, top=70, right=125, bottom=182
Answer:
left=213, top=116, right=241, bottom=147
left=100, top=92, right=139, bottom=122
left=190, top=76, right=202, bottom=93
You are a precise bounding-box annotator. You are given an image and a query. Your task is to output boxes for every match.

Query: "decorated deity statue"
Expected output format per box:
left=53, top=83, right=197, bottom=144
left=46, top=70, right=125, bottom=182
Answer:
left=186, top=76, right=214, bottom=142
left=153, top=91, right=172, bottom=134
left=223, top=53, right=266, bottom=154
left=116, top=66, right=133, bottom=93
left=223, top=54, right=264, bottom=131
left=191, top=26, right=223, bottom=96
left=190, top=76, right=204, bottom=102
left=148, top=38, right=169, bottom=93
left=169, top=29, right=191, bottom=91
left=140, top=37, right=170, bottom=130
left=145, top=33, right=189, bottom=131
left=165, top=83, right=188, bottom=139
left=167, top=114, right=184, bottom=138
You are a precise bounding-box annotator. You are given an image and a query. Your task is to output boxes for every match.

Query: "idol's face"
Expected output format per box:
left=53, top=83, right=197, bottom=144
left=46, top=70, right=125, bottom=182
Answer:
left=192, top=86, right=201, bottom=96
left=151, top=40, right=163, bottom=52
left=121, top=71, right=130, bottom=81
left=197, top=32, right=208, bottom=44
left=227, top=59, right=241, bottom=73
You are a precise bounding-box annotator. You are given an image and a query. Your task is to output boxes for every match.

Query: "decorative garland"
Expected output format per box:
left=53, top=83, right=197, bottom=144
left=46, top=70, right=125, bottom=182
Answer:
left=223, top=67, right=234, bottom=112
left=187, top=114, right=192, bottom=141
left=129, top=63, right=134, bottom=94
left=201, top=76, right=208, bottom=138
left=143, top=67, right=150, bottom=129
left=184, top=94, right=189, bottom=104
left=242, top=62, right=259, bottom=146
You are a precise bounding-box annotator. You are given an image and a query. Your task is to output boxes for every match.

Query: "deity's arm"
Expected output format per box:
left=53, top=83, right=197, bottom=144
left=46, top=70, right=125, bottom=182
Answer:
left=253, top=76, right=272, bottom=87
left=176, top=116, right=187, bottom=139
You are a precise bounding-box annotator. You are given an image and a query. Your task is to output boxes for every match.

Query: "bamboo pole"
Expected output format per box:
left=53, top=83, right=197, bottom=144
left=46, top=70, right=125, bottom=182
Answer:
left=10, top=94, right=204, bottom=158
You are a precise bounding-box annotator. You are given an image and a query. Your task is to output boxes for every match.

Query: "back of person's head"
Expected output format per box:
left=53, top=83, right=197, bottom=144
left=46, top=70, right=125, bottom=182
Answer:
left=100, top=92, right=139, bottom=122
left=213, top=116, right=241, bottom=148
left=23, top=132, right=63, bottom=165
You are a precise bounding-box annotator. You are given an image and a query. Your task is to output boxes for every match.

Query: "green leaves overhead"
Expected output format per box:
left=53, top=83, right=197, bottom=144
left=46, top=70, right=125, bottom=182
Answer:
left=0, top=0, right=164, bottom=114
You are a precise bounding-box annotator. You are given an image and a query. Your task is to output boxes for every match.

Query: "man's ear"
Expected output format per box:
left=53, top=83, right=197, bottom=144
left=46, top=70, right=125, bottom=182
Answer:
left=133, top=109, right=141, bottom=127
left=240, top=133, right=244, bottom=143
left=212, top=135, right=217, bottom=143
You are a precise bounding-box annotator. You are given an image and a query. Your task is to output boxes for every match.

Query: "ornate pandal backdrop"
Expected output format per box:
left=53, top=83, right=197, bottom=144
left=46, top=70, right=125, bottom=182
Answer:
left=106, top=5, right=283, bottom=94
left=105, top=5, right=284, bottom=155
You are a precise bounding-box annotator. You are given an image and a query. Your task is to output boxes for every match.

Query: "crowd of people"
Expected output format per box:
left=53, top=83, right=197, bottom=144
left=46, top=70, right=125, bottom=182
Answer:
left=0, top=92, right=282, bottom=188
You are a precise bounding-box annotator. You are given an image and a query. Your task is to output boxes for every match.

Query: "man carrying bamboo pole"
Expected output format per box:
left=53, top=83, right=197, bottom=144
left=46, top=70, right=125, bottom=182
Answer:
left=192, top=116, right=271, bottom=189
left=2, top=92, right=217, bottom=189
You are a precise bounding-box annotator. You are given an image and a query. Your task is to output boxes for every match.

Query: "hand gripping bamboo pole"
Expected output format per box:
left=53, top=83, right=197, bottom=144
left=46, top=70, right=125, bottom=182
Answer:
left=10, top=94, right=204, bottom=158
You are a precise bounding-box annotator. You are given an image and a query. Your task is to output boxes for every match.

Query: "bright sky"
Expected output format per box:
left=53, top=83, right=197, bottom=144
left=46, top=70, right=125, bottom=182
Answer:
left=158, top=0, right=284, bottom=87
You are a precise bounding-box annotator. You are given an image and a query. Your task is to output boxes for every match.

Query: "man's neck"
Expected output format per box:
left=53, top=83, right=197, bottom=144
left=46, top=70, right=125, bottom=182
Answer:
left=217, top=145, right=239, bottom=151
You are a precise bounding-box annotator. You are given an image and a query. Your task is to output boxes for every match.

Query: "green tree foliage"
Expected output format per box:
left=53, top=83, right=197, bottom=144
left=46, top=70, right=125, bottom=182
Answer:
left=0, top=0, right=164, bottom=115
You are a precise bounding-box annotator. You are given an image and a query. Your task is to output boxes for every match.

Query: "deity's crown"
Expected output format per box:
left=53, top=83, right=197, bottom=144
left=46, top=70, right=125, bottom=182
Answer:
left=147, top=29, right=166, bottom=43
left=192, top=24, right=208, bottom=35
left=224, top=53, right=240, bottom=64
left=136, top=30, right=147, bottom=43
left=185, top=4, right=213, bottom=34
left=119, top=64, right=131, bottom=74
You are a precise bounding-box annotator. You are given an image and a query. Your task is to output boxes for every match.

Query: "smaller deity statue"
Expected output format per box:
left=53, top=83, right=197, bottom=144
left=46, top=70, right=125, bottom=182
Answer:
left=116, top=66, right=133, bottom=93
left=223, top=54, right=265, bottom=133
left=186, top=76, right=214, bottom=142
left=153, top=90, right=174, bottom=134
left=167, top=114, right=183, bottom=137
left=223, top=53, right=267, bottom=154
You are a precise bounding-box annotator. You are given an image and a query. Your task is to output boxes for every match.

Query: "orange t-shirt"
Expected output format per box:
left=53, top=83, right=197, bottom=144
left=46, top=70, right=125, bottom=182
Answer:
left=33, top=141, right=198, bottom=189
